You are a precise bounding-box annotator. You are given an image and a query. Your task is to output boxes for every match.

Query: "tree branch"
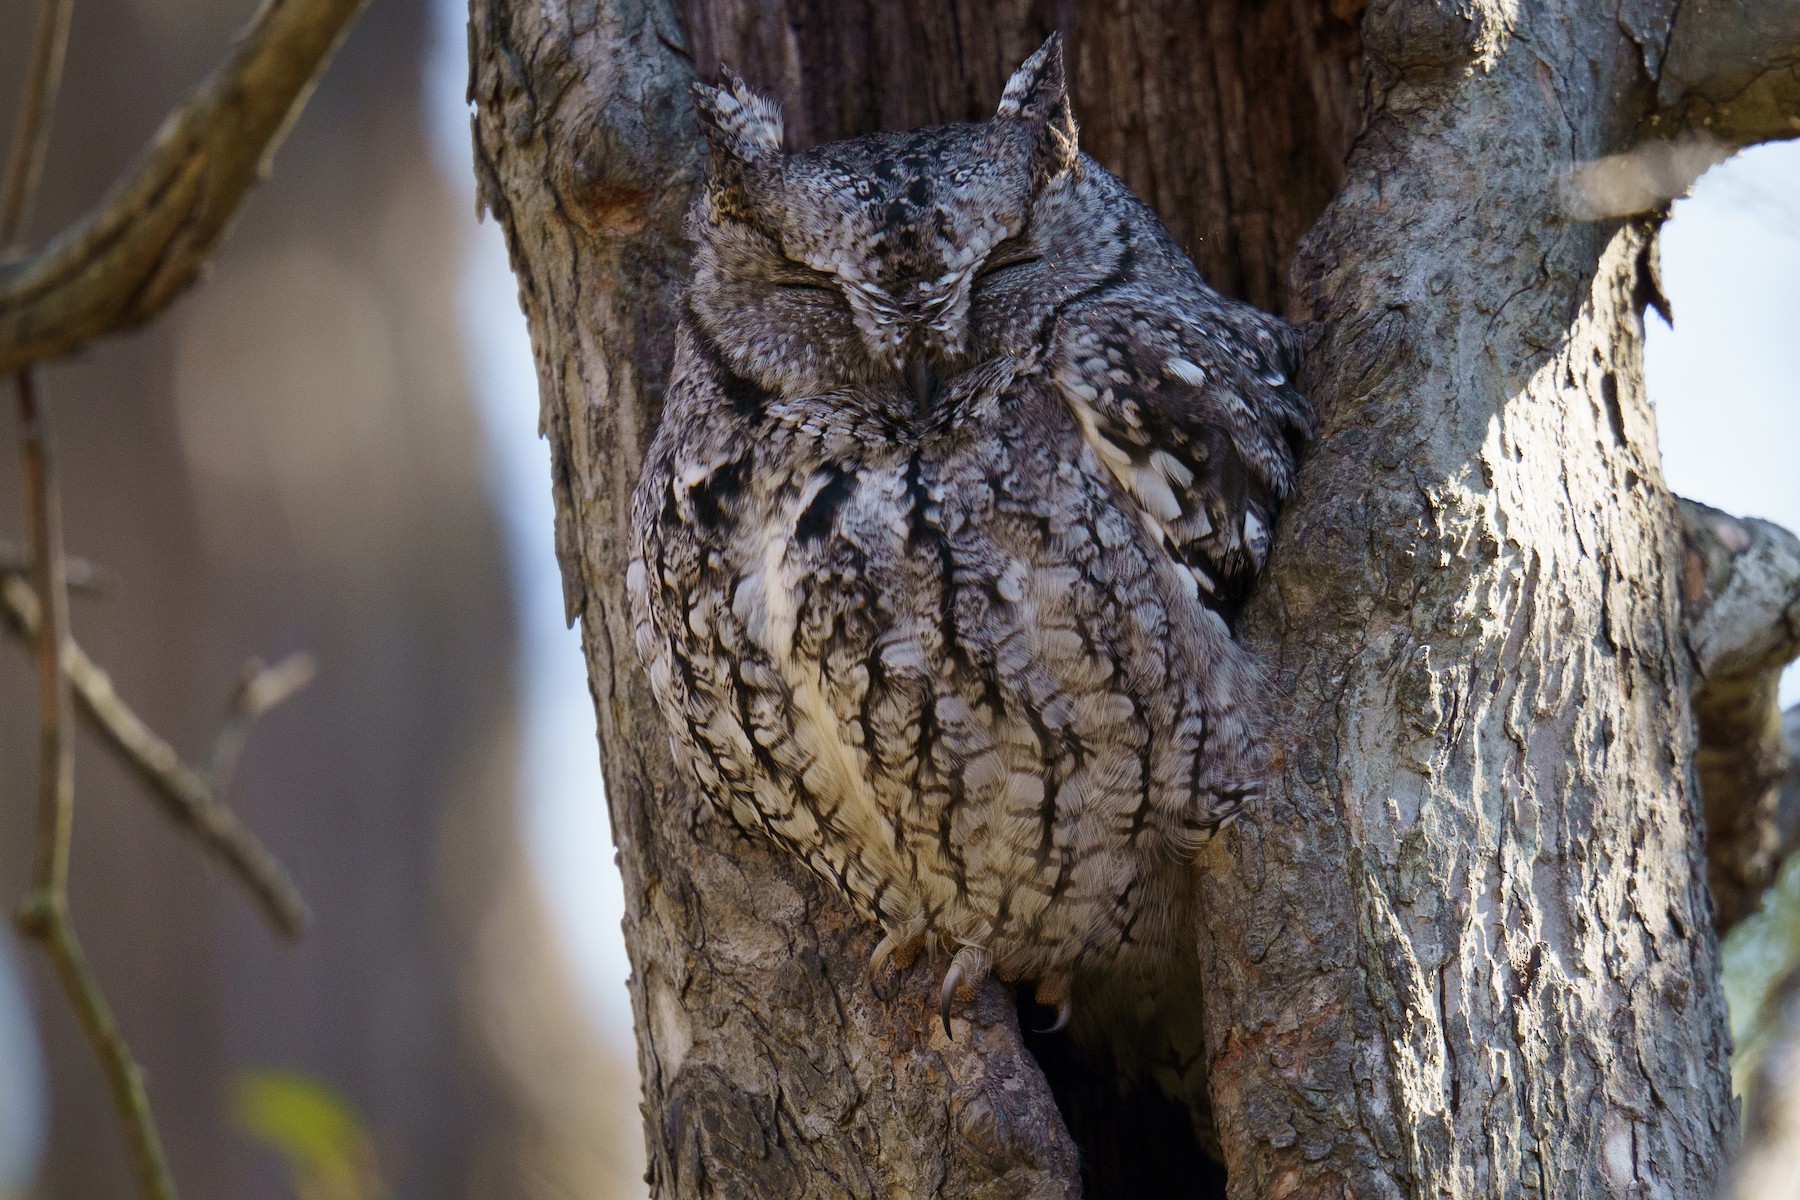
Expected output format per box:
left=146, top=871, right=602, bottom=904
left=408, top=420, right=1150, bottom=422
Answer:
left=6, top=2, right=181, bottom=1192
left=0, top=574, right=313, bottom=939
left=1679, top=499, right=1800, bottom=932
left=1654, top=0, right=1800, bottom=147
left=6, top=0, right=338, bottom=1190
left=1205, top=2, right=1739, bottom=1191
left=0, top=0, right=370, bottom=375
left=0, top=0, right=72, bottom=242
left=207, top=652, right=317, bottom=799
left=0, top=538, right=105, bottom=588
left=11, top=371, right=180, bottom=1200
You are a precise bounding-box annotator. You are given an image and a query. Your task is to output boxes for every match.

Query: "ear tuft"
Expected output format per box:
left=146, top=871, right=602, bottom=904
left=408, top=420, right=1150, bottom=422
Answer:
left=692, top=68, right=785, bottom=165
left=995, top=34, right=1079, bottom=183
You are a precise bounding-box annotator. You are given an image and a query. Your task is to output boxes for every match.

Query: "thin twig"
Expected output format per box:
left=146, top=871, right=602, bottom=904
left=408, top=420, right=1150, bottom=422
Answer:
left=0, top=0, right=72, bottom=245
left=17, top=900, right=178, bottom=1200
left=5, top=0, right=341, bottom=1186
left=14, top=376, right=73, bottom=940
left=0, top=0, right=371, bottom=372
left=8, top=4, right=178, bottom=1197
left=13, top=373, right=178, bottom=1200
left=210, top=653, right=319, bottom=796
left=0, top=539, right=106, bottom=589
left=0, top=576, right=313, bottom=939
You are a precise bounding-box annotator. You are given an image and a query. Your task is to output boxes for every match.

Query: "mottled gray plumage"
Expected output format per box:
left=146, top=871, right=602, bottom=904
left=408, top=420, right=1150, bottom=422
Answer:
left=628, top=36, right=1311, bottom=1057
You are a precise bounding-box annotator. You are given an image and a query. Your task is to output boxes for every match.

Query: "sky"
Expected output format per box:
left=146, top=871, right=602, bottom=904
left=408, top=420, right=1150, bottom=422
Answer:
left=1644, top=140, right=1800, bottom=707
left=421, top=0, right=635, bottom=1062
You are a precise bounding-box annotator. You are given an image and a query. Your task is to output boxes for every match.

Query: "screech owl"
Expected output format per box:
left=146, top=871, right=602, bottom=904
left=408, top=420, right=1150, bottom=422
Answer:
left=627, top=35, right=1312, bottom=1049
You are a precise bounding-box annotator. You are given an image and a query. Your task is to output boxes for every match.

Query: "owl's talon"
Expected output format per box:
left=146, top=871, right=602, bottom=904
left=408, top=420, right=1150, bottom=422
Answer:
left=870, top=932, right=922, bottom=976
left=871, top=932, right=924, bottom=1003
left=939, top=961, right=964, bottom=1038
left=938, top=946, right=991, bottom=1039
left=1031, top=972, right=1073, bottom=1033
left=1035, top=998, right=1072, bottom=1034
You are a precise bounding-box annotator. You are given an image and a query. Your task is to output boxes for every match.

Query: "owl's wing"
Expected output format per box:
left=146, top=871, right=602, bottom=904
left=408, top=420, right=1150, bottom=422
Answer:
left=1049, top=291, right=1312, bottom=616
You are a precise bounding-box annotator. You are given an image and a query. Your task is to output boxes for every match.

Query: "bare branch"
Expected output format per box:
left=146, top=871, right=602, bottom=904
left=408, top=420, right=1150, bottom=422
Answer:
left=1679, top=498, right=1800, bottom=932
left=5, top=0, right=343, bottom=1188
left=0, top=0, right=370, bottom=374
left=1655, top=0, right=1800, bottom=147
left=15, top=900, right=178, bottom=1200
left=208, top=652, right=317, bottom=797
left=13, top=376, right=75, bottom=985
left=0, top=575, right=313, bottom=940
left=0, top=0, right=72, bottom=242
left=12, top=371, right=179, bottom=1200
left=7, top=3, right=185, bottom=1193
left=0, top=538, right=105, bottom=589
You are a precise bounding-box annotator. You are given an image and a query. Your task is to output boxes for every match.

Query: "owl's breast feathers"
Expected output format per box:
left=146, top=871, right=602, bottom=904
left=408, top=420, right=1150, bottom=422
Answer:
left=628, top=299, right=1299, bottom=986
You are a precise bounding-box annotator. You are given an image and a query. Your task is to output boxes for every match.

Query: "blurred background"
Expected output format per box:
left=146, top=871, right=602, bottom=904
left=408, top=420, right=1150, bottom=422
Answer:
left=0, top=0, right=1794, bottom=1196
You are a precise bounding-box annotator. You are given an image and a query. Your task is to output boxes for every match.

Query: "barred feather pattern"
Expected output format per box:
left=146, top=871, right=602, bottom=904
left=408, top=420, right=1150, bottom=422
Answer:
left=627, top=34, right=1311, bottom=1088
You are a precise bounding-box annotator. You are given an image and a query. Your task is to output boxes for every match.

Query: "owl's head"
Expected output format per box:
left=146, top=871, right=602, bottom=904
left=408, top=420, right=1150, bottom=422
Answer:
left=685, top=35, right=1114, bottom=405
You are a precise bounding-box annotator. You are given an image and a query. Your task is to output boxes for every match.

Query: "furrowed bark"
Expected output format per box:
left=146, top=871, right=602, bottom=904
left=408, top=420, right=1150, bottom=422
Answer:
left=1656, top=0, right=1800, bottom=147
left=1201, top=3, right=1739, bottom=1195
left=1679, top=499, right=1800, bottom=933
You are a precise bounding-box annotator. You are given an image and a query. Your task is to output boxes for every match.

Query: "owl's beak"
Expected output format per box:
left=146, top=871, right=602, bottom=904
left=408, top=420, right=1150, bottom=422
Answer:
left=904, top=353, right=938, bottom=410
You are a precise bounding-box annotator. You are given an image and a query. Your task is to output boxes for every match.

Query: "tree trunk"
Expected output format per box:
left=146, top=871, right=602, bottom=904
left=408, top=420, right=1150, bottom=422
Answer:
left=467, top=0, right=1798, bottom=1195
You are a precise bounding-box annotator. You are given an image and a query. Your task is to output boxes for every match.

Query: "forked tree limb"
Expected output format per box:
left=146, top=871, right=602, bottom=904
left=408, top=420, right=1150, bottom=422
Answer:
left=3, top=0, right=347, bottom=1190
left=1679, top=500, right=1800, bottom=932
left=470, top=0, right=1795, bottom=1193
left=11, top=371, right=181, bottom=1200
left=0, top=573, right=313, bottom=938
left=1565, top=0, right=1800, bottom=220
left=0, top=0, right=370, bottom=375
left=6, top=0, right=184, bottom=1186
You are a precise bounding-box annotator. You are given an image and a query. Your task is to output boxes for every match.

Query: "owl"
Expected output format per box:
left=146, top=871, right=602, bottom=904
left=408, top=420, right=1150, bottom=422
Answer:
left=627, top=35, right=1311, bottom=1047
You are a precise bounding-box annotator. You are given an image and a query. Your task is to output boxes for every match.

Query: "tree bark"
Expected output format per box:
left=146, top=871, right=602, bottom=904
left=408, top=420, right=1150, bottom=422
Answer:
left=1679, top=499, right=1800, bottom=933
left=468, top=0, right=1795, bottom=1195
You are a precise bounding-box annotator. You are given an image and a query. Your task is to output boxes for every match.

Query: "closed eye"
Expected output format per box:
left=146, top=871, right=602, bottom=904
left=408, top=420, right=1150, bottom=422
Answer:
left=772, top=263, right=837, bottom=293
left=975, top=253, right=1042, bottom=282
